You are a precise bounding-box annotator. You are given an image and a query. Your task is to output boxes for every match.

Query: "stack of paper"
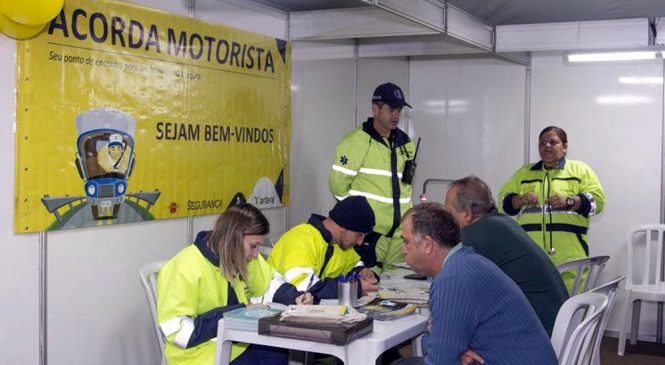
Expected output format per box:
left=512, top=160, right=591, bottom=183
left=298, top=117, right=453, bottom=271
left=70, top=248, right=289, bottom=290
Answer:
left=280, top=304, right=367, bottom=323
left=223, top=306, right=283, bottom=332
left=378, top=287, right=429, bottom=306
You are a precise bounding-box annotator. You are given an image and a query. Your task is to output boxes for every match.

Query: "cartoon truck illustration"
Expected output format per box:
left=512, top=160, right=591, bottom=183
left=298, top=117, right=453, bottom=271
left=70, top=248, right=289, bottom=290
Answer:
left=74, top=108, right=136, bottom=220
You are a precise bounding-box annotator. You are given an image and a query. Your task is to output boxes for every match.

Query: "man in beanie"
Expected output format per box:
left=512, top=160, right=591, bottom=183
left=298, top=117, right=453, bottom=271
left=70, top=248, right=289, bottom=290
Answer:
left=268, top=196, right=379, bottom=300
left=329, top=82, right=416, bottom=273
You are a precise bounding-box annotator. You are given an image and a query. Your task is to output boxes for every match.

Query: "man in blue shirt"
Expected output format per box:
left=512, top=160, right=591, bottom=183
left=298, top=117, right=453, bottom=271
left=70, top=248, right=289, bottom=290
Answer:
left=399, top=203, right=557, bottom=365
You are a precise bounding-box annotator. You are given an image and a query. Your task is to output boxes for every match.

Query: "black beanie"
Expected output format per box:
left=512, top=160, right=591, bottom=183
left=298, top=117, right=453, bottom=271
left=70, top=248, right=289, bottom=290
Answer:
left=329, top=196, right=375, bottom=233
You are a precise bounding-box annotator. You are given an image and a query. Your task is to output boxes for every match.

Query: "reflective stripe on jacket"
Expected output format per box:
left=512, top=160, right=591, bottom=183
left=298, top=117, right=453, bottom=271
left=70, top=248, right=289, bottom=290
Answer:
left=157, top=233, right=280, bottom=365
left=329, top=119, right=415, bottom=236
left=267, top=215, right=362, bottom=299
left=498, top=158, right=605, bottom=266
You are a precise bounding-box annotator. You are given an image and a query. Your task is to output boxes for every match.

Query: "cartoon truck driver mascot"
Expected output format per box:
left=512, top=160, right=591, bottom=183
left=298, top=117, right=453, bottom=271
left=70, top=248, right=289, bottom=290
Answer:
left=98, top=133, right=130, bottom=173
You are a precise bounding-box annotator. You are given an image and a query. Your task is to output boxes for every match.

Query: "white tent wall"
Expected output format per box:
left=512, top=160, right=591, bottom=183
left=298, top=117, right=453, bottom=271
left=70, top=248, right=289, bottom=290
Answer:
left=0, top=35, right=41, bottom=365
left=289, top=40, right=357, bottom=226
left=408, top=56, right=528, bottom=203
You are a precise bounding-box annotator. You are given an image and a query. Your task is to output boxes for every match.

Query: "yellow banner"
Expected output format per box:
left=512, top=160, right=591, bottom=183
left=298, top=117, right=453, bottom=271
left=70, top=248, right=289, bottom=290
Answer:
left=14, top=0, right=291, bottom=233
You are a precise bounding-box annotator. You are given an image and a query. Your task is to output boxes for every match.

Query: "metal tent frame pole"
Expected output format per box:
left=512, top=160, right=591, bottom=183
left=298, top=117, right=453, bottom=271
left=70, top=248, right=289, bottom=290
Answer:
left=39, top=231, right=48, bottom=365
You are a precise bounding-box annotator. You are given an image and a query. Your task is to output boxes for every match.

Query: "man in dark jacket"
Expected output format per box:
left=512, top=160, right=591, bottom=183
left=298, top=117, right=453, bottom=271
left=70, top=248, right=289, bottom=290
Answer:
left=444, top=175, right=568, bottom=336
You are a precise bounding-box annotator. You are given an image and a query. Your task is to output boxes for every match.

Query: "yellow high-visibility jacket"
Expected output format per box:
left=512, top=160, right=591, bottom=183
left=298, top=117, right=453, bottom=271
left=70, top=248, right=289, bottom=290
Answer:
left=158, top=232, right=297, bottom=365
left=498, top=158, right=605, bottom=269
left=268, top=215, right=362, bottom=299
left=329, top=119, right=415, bottom=268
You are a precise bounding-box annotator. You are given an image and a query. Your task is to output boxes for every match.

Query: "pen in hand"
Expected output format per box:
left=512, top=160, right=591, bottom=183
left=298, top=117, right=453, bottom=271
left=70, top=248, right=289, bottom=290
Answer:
left=296, top=292, right=314, bottom=305
left=305, top=272, right=316, bottom=292
left=293, top=273, right=316, bottom=305
left=347, top=272, right=360, bottom=283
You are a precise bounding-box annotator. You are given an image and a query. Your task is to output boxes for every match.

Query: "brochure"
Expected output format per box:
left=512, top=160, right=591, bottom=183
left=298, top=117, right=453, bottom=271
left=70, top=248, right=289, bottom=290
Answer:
left=356, top=298, right=417, bottom=320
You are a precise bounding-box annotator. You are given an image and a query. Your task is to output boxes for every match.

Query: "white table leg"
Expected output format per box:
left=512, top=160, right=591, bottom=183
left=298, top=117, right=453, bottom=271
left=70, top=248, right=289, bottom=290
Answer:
left=214, top=320, right=234, bottom=365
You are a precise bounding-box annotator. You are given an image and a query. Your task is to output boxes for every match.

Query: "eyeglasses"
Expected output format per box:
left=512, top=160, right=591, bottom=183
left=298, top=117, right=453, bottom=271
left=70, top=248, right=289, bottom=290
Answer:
left=539, top=139, right=562, bottom=146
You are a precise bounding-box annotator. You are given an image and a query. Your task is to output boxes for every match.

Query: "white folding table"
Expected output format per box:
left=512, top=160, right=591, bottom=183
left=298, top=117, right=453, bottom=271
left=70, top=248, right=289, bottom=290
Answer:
left=214, top=313, right=427, bottom=365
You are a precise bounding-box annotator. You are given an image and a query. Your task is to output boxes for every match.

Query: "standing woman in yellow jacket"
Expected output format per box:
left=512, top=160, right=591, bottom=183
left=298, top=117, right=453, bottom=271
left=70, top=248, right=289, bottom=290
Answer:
left=498, top=126, right=605, bottom=290
left=157, top=204, right=313, bottom=365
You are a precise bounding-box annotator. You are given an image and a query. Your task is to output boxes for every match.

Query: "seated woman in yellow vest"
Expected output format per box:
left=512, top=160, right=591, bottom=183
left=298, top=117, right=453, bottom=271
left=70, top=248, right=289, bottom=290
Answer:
left=158, top=204, right=313, bottom=365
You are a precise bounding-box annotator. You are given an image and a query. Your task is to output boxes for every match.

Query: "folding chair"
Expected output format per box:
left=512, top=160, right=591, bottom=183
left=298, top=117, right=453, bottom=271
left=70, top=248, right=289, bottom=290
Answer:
left=618, top=225, right=665, bottom=356
left=139, top=261, right=167, bottom=365
left=588, top=276, right=625, bottom=365
left=551, top=292, right=608, bottom=365
left=556, top=255, right=609, bottom=296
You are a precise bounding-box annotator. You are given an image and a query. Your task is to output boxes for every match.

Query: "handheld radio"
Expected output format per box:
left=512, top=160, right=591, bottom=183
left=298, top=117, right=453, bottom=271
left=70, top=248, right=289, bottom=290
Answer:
left=401, top=137, right=421, bottom=185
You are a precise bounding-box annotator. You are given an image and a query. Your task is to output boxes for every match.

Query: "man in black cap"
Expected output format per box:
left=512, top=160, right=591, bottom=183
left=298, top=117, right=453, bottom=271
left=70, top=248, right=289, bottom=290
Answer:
left=329, top=82, right=416, bottom=273
left=267, top=196, right=379, bottom=300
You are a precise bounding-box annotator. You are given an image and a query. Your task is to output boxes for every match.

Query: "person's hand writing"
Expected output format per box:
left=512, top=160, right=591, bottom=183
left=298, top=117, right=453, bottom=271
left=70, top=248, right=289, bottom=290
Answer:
left=460, top=349, right=484, bottom=365
left=360, top=276, right=379, bottom=295
left=295, top=292, right=314, bottom=305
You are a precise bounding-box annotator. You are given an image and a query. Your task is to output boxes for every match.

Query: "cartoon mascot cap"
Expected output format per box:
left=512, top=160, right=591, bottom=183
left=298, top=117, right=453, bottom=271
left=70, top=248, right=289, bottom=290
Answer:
left=108, top=134, right=125, bottom=148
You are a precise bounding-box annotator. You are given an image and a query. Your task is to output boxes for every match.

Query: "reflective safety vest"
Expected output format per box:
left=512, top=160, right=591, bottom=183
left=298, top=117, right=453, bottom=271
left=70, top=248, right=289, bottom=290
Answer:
left=329, top=119, right=415, bottom=237
left=498, top=159, right=605, bottom=268
left=268, top=218, right=361, bottom=298
left=157, top=243, right=276, bottom=365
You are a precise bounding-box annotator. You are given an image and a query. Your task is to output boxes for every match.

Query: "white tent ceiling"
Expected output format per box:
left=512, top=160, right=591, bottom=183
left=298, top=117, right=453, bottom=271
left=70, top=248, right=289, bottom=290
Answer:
left=236, top=0, right=665, bottom=25
left=447, top=0, right=665, bottom=26
left=208, top=0, right=665, bottom=61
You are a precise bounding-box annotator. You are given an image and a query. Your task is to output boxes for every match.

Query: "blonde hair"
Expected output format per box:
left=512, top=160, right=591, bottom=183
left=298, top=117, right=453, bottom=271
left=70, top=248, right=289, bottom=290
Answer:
left=206, top=204, right=269, bottom=283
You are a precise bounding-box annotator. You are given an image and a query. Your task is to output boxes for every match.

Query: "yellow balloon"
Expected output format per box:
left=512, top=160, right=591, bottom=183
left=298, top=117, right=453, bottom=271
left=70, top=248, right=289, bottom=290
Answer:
left=1, top=0, right=64, bottom=26
left=1, top=15, right=46, bottom=40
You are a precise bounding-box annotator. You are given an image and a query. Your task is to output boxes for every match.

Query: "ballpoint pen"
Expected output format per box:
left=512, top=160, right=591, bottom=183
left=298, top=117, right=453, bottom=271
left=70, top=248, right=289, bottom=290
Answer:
left=305, top=272, right=316, bottom=292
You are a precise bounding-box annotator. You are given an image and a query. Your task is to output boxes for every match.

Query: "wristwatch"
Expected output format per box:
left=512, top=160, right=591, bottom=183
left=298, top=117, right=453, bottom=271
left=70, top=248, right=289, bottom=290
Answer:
left=565, top=197, right=575, bottom=209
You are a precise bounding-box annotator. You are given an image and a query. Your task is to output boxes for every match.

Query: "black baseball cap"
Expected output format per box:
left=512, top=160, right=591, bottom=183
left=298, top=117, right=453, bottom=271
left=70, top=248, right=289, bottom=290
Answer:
left=372, top=82, right=412, bottom=109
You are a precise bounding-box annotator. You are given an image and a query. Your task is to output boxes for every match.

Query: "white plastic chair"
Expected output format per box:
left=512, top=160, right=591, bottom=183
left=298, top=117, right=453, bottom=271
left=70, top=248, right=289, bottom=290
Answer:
left=139, top=261, right=167, bottom=365
left=588, top=276, right=625, bottom=365
left=557, top=255, right=610, bottom=296
left=551, top=292, right=608, bottom=365
left=618, top=225, right=665, bottom=356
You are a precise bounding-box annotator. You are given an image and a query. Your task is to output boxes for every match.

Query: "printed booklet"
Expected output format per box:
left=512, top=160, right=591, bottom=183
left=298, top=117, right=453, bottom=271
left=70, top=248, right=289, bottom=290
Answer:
left=223, top=306, right=283, bottom=332
left=356, top=298, right=417, bottom=320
